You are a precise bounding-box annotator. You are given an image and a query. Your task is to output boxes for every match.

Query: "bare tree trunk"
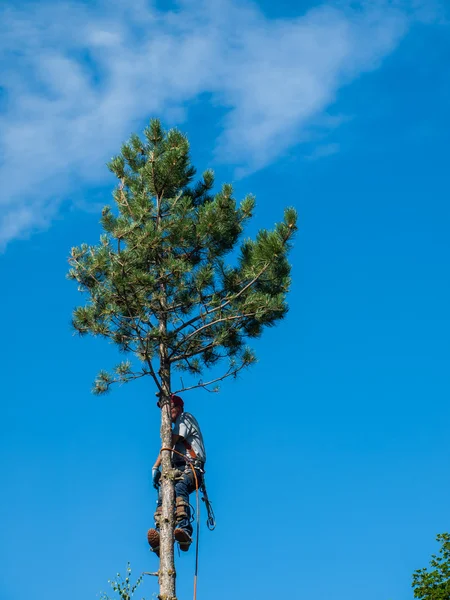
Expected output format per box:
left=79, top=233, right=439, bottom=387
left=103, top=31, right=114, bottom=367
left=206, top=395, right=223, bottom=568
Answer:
left=158, top=318, right=177, bottom=599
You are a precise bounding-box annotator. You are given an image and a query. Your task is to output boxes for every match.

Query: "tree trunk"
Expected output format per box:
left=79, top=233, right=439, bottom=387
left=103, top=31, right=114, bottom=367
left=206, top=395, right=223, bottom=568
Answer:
left=155, top=185, right=177, bottom=599
left=158, top=325, right=177, bottom=599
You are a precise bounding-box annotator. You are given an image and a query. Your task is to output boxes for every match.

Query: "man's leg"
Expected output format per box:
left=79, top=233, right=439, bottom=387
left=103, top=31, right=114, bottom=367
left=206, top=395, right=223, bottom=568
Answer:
left=174, top=469, right=201, bottom=551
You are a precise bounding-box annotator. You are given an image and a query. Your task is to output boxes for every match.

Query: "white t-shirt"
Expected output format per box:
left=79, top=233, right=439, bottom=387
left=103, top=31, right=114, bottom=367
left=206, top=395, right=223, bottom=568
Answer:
left=172, top=412, right=206, bottom=464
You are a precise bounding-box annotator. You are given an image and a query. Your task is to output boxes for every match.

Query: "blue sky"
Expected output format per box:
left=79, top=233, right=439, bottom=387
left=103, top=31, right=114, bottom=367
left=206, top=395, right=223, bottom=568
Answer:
left=1, top=1, right=449, bottom=599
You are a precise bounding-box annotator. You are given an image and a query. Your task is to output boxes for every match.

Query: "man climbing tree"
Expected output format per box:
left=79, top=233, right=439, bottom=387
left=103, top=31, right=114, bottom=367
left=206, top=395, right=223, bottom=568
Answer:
left=148, top=393, right=206, bottom=556
left=68, top=119, right=297, bottom=600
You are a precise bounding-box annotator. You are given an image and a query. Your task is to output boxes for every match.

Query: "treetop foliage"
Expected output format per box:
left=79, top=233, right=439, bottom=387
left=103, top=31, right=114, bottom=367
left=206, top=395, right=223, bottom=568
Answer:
left=68, top=119, right=297, bottom=395
left=413, top=533, right=450, bottom=600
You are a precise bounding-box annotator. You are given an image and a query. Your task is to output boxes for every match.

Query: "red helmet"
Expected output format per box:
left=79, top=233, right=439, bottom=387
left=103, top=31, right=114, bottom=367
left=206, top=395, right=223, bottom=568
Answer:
left=171, top=394, right=184, bottom=409
left=156, top=393, right=184, bottom=409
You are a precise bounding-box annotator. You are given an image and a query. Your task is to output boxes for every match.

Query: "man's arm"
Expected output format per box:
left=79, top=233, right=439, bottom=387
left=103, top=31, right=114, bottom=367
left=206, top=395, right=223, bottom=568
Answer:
left=152, top=432, right=187, bottom=488
left=172, top=433, right=182, bottom=445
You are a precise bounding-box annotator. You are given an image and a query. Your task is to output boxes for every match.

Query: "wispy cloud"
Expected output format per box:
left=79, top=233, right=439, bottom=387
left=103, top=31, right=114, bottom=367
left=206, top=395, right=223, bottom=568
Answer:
left=305, top=143, right=341, bottom=161
left=0, top=0, right=431, bottom=247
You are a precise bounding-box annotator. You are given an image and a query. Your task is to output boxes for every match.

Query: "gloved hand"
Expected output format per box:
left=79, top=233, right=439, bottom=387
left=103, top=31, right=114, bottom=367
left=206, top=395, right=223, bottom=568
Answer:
left=152, top=467, right=161, bottom=489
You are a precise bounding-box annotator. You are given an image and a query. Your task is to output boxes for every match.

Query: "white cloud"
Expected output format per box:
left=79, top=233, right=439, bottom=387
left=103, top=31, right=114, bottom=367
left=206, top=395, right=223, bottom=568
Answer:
left=0, top=0, right=428, bottom=247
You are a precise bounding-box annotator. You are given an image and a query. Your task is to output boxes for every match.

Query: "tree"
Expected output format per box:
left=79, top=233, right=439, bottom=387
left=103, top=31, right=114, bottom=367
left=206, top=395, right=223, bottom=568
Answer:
left=68, top=119, right=297, bottom=600
left=101, top=565, right=145, bottom=600
left=412, top=533, right=450, bottom=600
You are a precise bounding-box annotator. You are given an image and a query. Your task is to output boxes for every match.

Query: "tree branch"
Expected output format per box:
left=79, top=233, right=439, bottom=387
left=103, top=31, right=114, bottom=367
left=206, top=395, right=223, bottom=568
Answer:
left=170, top=263, right=270, bottom=337
left=173, top=359, right=250, bottom=393
left=170, top=340, right=219, bottom=363
left=168, top=312, right=257, bottom=358
left=115, top=280, right=162, bottom=394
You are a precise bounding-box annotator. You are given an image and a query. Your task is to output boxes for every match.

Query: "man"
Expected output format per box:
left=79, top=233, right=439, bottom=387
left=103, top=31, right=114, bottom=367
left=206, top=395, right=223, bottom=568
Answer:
left=147, top=394, right=206, bottom=556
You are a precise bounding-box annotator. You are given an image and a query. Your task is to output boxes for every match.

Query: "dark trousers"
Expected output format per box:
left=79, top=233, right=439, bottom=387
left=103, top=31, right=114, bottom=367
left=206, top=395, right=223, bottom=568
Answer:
left=156, top=465, right=203, bottom=536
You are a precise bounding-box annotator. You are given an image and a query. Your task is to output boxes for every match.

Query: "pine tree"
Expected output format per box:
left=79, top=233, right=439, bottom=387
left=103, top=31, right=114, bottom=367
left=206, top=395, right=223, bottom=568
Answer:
left=68, top=119, right=297, bottom=600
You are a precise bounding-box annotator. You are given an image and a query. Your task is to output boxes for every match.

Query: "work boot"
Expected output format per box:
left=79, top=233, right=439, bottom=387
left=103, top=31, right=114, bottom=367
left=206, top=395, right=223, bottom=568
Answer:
left=147, top=528, right=160, bottom=557
left=174, top=528, right=192, bottom=552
